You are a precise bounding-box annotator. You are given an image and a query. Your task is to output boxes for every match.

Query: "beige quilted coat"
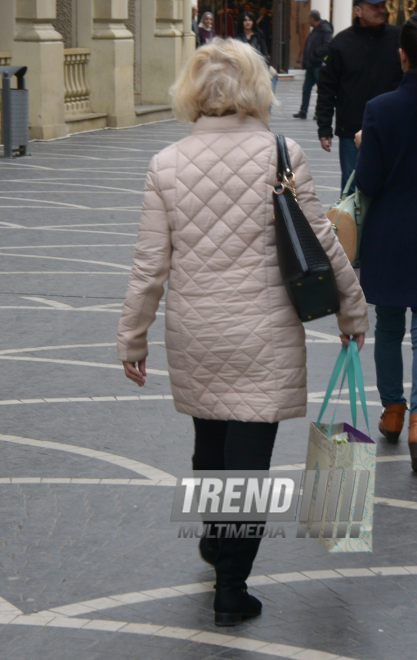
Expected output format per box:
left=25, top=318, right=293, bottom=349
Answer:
left=117, top=114, right=369, bottom=423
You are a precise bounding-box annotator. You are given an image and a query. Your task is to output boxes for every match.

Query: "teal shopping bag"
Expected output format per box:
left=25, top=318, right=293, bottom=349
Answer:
left=305, top=341, right=376, bottom=552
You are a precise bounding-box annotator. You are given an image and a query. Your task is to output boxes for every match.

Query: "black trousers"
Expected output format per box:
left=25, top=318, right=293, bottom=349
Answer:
left=192, top=417, right=278, bottom=588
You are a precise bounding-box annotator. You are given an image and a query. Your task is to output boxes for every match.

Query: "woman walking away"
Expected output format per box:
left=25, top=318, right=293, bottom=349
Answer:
left=198, top=12, right=216, bottom=46
left=235, top=11, right=269, bottom=63
left=117, top=38, right=368, bottom=626
left=355, top=15, right=417, bottom=470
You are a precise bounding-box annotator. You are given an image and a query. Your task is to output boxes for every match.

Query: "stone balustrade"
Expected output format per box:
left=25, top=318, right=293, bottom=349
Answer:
left=63, top=48, right=92, bottom=115
left=0, top=52, right=12, bottom=66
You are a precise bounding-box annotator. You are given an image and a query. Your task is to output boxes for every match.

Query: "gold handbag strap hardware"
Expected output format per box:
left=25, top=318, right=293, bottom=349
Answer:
left=273, top=178, right=286, bottom=196
left=283, top=172, right=298, bottom=202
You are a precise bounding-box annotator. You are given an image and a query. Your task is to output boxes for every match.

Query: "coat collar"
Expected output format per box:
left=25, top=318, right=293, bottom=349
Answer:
left=353, top=17, right=387, bottom=37
left=191, top=114, right=270, bottom=133
left=400, top=70, right=417, bottom=86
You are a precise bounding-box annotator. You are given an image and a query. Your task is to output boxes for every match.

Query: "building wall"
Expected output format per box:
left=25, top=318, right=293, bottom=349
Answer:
left=289, top=0, right=311, bottom=69
left=53, top=0, right=76, bottom=48
left=0, top=0, right=196, bottom=140
left=127, top=0, right=142, bottom=105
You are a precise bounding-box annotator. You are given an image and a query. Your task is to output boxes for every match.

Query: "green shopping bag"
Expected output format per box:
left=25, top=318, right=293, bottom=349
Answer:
left=304, top=340, right=376, bottom=552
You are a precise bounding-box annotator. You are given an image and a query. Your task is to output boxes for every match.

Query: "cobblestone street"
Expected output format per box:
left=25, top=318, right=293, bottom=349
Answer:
left=0, top=81, right=416, bottom=660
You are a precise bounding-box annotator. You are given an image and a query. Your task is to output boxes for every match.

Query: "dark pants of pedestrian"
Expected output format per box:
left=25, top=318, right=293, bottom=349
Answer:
left=339, top=137, right=358, bottom=195
left=192, top=418, right=278, bottom=588
left=375, top=306, right=417, bottom=414
left=300, top=66, right=320, bottom=115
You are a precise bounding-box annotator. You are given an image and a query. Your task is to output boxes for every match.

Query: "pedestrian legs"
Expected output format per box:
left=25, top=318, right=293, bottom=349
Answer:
left=408, top=309, right=417, bottom=470
left=217, top=420, right=277, bottom=588
left=339, top=136, right=358, bottom=194
left=192, top=418, right=278, bottom=588
left=374, top=305, right=407, bottom=407
left=192, top=417, right=227, bottom=470
left=300, top=67, right=320, bottom=115
left=409, top=308, right=417, bottom=413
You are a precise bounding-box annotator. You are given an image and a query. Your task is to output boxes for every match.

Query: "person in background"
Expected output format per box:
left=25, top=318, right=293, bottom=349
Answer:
left=198, top=12, right=216, bottom=45
left=192, top=4, right=201, bottom=47
left=316, top=0, right=402, bottom=194
left=215, top=2, right=235, bottom=37
left=117, top=37, right=368, bottom=627
left=257, top=5, right=272, bottom=52
left=235, top=11, right=269, bottom=62
left=354, top=15, right=417, bottom=470
left=293, top=10, right=333, bottom=120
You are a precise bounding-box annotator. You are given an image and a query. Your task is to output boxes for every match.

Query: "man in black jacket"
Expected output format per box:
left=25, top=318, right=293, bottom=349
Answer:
left=293, top=10, right=333, bottom=120
left=317, top=0, right=402, bottom=193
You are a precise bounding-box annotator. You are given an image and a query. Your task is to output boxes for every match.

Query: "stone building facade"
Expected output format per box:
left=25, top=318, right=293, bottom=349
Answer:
left=2, top=1, right=412, bottom=141
left=0, top=1, right=195, bottom=140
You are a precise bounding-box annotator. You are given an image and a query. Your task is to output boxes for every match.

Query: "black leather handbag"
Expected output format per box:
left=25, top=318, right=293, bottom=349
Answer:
left=273, top=134, right=340, bottom=322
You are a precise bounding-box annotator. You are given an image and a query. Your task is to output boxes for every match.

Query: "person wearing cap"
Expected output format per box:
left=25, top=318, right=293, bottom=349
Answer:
left=316, top=1, right=403, bottom=194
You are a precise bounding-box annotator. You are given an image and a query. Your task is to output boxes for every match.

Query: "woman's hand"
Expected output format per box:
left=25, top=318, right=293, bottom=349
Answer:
left=354, top=130, right=362, bottom=149
left=340, top=333, right=365, bottom=352
left=123, top=359, right=147, bottom=387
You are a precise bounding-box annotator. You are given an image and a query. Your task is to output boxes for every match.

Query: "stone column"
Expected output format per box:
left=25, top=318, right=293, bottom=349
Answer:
left=13, top=0, right=67, bottom=139
left=126, top=0, right=141, bottom=105
left=182, top=0, right=196, bottom=64
left=183, top=0, right=192, bottom=34
left=312, top=0, right=331, bottom=23
left=182, top=0, right=196, bottom=65
left=0, top=0, right=15, bottom=53
left=89, top=0, right=136, bottom=127
left=332, top=0, right=353, bottom=36
left=141, top=0, right=195, bottom=106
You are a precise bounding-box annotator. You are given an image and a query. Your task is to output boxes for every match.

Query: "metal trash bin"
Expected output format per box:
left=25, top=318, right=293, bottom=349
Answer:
left=0, top=66, right=28, bottom=158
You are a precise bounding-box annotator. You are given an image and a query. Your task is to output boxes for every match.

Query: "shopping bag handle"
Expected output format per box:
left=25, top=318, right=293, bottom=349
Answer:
left=316, top=340, right=369, bottom=436
left=324, top=343, right=354, bottom=437
left=316, top=344, right=348, bottom=428
left=350, top=339, right=370, bottom=434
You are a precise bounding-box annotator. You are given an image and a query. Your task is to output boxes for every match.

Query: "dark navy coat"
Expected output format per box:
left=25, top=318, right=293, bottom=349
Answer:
left=355, top=72, right=417, bottom=307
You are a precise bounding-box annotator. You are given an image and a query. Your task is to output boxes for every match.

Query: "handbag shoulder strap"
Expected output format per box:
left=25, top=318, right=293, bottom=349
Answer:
left=341, top=169, right=356, bottom=201
left=276, top=134, right=293, bottom=182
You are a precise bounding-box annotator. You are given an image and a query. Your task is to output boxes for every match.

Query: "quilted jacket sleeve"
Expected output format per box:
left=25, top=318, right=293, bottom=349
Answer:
left=117, top=154, right=172, bottom=362
left=287, top=140, right=369, bottom=336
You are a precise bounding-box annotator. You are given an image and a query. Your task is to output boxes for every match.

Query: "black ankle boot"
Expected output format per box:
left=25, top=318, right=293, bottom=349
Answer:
left=199, top=537, right=218, bottom=566
left=214, top=584, right=262, bottom=626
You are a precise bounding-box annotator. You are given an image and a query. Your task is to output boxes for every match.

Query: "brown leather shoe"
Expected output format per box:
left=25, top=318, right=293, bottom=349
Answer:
left=378, top=403, right=407, bottom=443
left=408, top=413, right=417, bottom=472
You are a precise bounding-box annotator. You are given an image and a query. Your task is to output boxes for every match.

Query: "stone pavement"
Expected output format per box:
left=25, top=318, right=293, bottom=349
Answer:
left=0, top=80, right=416, bottom=660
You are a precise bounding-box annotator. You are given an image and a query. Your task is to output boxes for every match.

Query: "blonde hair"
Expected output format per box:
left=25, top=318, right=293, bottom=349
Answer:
left=170, top=37, right=274, bottom=123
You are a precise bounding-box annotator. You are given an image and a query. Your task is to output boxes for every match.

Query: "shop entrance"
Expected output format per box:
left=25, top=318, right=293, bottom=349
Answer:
left=196, top=1, right=312, bottom=73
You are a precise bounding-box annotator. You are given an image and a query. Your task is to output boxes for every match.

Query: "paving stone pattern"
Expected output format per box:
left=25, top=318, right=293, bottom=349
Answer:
left=0, top=81, right=416, bottom=660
